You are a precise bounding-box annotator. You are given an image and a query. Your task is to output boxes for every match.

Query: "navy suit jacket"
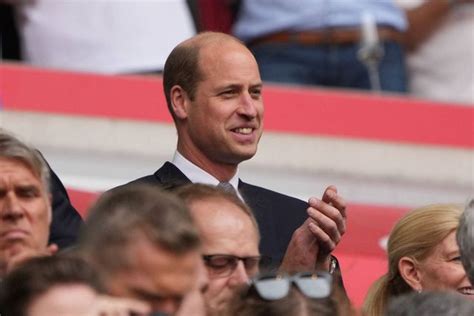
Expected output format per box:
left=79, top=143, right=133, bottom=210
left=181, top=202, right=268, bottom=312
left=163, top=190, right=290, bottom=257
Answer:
left=48, top=165, right=83, bottom=249
left=126, top=162, right=309, bottom=266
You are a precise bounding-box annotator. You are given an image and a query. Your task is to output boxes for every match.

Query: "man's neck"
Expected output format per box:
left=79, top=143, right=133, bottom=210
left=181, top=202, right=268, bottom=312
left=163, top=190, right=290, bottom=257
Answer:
left=176, top=145, right=238, bottom=182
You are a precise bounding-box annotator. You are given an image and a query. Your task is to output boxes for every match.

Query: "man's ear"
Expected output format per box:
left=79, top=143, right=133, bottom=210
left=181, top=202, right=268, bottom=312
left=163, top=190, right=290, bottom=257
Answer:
left=398, top=256, right=423, bottom=291
left=170, top=85, right=190, bottom=120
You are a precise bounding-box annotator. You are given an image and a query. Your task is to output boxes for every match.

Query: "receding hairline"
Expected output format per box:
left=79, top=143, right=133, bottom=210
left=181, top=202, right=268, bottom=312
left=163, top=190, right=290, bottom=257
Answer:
left=188, top=196, right=260, bottom=236
left=179, top=31, right=247, bottom=52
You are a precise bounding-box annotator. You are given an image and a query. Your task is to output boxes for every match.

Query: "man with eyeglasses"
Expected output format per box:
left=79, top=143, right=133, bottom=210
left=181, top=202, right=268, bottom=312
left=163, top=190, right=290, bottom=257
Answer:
left=176, top=184, right=261, bottom=316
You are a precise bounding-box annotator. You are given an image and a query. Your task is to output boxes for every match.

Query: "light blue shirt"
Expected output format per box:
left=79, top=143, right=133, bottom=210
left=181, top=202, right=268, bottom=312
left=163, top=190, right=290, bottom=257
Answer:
left=233, top=0, right=408, bottom=42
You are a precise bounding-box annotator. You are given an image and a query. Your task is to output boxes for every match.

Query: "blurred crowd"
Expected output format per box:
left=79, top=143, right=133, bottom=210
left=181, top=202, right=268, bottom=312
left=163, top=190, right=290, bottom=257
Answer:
left=1, top=0, right=473, bottom=104
left=1, top=126, right=473, bottom=315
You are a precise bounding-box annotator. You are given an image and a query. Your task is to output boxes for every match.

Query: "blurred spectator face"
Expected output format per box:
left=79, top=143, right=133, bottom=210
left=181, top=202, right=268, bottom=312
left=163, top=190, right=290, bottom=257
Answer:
left=416, top=231, right=473, bottom=297
left=105, top=236, right=201, bottom=314
left=27, top=284, right=98, bottom=316
left=176, top=260, right=209, bottom=316
left=189, top=197, right=260, bottom=316
left=179, top=39, right=264, bottom=165
left=0, top=158, right=51, bottom=267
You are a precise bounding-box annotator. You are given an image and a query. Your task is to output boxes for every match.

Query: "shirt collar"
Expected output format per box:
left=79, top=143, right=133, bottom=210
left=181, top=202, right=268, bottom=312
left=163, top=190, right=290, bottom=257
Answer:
left=172, top=151, right=240, bottom=191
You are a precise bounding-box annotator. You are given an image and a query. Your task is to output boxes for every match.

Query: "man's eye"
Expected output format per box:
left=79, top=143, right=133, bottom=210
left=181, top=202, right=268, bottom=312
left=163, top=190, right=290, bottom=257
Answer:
left=209, top=258, right=232, bottom=267
left=221, top=90, right=236, bottom=97
left=250, top=90, right=261, bottom=98
left=451, top=256, right=462, bottom=262
left=17, top=188, right=39, bottom=198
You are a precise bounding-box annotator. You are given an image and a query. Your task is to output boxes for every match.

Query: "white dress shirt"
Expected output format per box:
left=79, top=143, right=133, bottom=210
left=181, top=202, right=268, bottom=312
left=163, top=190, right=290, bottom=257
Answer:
left=171, top=151, right=243, bottom=199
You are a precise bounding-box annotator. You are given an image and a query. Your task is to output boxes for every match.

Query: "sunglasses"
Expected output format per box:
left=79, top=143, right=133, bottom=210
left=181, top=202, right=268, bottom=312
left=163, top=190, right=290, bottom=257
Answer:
left=203, top=254, right=264, bottom=278
left=248, top=271, right=333, bottom=300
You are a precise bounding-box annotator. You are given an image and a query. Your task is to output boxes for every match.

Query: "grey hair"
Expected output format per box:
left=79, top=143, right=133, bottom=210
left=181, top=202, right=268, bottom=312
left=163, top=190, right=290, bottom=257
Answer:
left=385, top=291, right=474, bottom=316
left=457, top=198, right=474, bottom=285
left=0, top=129, right=50, bottom=194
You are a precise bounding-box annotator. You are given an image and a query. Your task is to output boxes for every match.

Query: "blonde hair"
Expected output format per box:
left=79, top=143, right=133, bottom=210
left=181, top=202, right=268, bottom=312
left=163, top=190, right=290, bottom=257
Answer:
left=363, top=204, right=462, bottom=316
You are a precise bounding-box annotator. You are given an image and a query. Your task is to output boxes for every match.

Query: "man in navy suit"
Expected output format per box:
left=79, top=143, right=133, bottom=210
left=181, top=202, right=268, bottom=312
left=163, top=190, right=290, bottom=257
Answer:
left=126, top=32, right=347, bottom=273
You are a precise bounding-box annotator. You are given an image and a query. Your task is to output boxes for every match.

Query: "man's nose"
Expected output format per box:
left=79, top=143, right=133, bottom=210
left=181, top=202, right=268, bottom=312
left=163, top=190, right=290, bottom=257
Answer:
left=1, top=192, right=24, bottom=220
left=237, top=93, right=258, bottom=118
left=228, top=260, right=250, bottom=287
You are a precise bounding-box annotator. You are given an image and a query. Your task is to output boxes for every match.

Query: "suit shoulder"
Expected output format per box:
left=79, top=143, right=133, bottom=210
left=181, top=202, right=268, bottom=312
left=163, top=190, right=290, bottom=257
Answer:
left=126, top=175, right=161, bottom=186
left=108, top=174, right=163, bottom=194
left=240, top=182, right=308, bottom=208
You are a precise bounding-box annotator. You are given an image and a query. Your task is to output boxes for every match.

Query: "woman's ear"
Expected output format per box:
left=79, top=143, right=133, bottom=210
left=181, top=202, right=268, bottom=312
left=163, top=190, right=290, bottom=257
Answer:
left=170, top=85, right=189, bottom=120
left=398, top=256, right=423, bottom=292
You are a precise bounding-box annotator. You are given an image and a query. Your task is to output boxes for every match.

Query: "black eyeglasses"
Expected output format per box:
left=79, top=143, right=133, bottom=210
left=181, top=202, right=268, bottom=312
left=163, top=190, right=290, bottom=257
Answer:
left=202, top=254, right=262, bottom=278
left=248, top=271, right=333, bottom=300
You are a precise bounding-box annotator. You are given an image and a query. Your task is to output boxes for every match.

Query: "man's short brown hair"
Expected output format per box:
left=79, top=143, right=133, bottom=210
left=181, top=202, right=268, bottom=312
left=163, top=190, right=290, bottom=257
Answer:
left=79, top=184, right=201, bottom=272
left=0, top=255, right=103, bottom=316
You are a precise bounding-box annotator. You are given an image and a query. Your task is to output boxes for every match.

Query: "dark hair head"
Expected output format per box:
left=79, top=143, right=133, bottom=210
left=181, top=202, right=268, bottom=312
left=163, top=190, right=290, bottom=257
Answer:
left=225, top=271, right=352, bottom=316
left=163, top=32, right=246, bottom=121
left=79, top=183, right=201, bottom=272
left=0, top=255, right=103, bottom=316
left=226, top=284, right=338, bottom=316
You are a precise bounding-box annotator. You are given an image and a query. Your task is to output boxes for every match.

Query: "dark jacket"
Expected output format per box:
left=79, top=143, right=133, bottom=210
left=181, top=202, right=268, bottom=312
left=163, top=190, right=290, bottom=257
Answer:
left=125, top=162, right=308, bottom=267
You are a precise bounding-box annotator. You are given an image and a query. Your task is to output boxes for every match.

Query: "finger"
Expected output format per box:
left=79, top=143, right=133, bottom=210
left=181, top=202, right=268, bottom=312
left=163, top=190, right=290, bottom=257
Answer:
left=307, top=208, right=342, bottom=245
left=321, top=185, right=338, bottom=203
left=330, top=194, right=347, bottom=219
left=308, top=222, right=336, bottom=254
left=321, top=186, right=347, bottom=219
left=307, top=198, right=346, bottom=235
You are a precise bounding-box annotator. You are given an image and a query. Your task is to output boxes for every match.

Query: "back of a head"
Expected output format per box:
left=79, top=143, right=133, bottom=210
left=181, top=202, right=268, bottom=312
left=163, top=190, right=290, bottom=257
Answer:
left=385, top=291, right=474, bottom=316
left=363, top=203, right=463, bottom=315
left=0, top=255, right=102, bottom=316
left=227, top=285, right=338, bottom=316
left=79, top=184, right=200, bottom=273
left=457, top=199, right=474, bottom=285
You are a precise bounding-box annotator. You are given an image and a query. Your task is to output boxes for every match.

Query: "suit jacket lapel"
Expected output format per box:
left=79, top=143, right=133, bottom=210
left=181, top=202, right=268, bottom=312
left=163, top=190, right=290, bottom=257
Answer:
left=238, top=180, right=279, bottom=261
left=154, top=161, right=192, bottom=189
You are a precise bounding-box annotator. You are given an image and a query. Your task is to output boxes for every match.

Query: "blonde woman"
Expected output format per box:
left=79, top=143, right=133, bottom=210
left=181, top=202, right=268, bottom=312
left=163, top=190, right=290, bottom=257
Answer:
left=363, top=204, right=472, bottom=315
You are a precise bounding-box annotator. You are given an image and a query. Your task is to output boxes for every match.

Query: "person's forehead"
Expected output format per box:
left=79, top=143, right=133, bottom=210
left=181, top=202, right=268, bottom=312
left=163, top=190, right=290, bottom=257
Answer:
left=439, top=231, right=459, bottom=254
left=0, top=157, right=41, bottom=184
left=190, top=198, right=252, bottom=226
left=425, top=231, right=459, bottom=260
left=28, top=284, right=97, bottom=315
left=190, top=199, right=259, bottom=252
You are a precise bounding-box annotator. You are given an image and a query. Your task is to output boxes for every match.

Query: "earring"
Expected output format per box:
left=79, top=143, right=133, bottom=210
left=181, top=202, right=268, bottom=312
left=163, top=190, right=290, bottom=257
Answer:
left=416, top=288, right=422, bottom=293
